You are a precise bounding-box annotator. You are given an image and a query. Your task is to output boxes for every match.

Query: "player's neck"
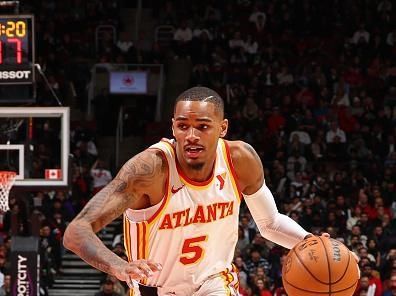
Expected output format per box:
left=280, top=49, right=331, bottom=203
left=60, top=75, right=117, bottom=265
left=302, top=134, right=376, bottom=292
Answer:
left=176, top=157, right=215, bottom=183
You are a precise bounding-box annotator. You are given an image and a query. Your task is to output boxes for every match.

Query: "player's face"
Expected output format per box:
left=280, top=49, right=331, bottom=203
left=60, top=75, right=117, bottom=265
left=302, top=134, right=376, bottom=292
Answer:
left=172, top=100, right=228, bottom=171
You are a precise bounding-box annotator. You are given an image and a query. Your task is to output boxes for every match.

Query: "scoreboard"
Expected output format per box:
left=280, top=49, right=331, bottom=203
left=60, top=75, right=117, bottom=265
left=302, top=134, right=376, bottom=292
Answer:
left=0, top=15, right=35, bottom=85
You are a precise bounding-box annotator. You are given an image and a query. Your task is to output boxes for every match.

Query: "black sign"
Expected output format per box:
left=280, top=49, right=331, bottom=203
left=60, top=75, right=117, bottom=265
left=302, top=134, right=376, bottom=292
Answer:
left=0, top=15, right=35, bottom=85
left=10, top=237, right=40, bottom=296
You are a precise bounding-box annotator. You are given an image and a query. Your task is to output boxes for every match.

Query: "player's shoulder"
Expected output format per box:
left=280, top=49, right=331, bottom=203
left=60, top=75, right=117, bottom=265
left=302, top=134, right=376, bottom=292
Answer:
left=224, top=140, right=258, bottom=161
left=224, top=140, right=263, bottom=192
left=121, top=147, right=169, bottom=180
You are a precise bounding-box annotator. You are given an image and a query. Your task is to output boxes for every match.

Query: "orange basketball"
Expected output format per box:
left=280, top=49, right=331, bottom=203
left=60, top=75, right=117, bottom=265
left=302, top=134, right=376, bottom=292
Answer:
left=282, top=236, right=359, bottom=296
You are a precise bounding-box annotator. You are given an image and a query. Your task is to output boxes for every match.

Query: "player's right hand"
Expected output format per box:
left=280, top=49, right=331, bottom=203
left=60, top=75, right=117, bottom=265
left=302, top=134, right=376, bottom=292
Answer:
left=114, top=259, right=162, bottom=284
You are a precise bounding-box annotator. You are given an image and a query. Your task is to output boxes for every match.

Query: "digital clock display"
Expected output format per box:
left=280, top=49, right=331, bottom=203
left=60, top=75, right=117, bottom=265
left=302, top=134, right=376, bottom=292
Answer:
left=0, top=15, right=35, bottom=85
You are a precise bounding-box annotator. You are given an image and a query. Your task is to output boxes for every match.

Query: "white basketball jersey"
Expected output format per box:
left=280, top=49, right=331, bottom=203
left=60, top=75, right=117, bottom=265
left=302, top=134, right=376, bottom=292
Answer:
left=123, top=138, right=242, bottom=294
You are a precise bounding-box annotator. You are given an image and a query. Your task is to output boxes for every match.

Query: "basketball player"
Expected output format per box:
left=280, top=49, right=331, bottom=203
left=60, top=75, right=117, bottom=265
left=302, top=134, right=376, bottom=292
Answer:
left=63, top=87, right=314, bottom=295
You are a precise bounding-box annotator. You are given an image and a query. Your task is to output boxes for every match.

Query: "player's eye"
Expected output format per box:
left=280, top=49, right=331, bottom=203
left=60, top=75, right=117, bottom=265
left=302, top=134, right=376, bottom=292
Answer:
left=199, top=124, right=209, bottom=130
left=178, top=124, right=188, bottom=130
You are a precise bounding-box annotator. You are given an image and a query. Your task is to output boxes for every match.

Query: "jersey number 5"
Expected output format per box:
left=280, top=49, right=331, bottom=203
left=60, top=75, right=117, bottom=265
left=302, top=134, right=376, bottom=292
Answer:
left=180, top=235, right=207, bottom=265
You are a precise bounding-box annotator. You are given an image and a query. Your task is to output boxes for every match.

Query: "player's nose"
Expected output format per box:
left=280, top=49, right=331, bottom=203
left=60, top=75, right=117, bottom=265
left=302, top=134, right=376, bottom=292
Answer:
left=186, top=127, right=199, bottom=142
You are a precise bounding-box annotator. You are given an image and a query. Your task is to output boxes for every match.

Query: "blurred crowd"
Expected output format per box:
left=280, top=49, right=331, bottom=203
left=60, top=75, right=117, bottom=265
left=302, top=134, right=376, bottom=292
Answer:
left=0, top=0, right=396, bottom=295
left=154, top=0, right=396, bottom=295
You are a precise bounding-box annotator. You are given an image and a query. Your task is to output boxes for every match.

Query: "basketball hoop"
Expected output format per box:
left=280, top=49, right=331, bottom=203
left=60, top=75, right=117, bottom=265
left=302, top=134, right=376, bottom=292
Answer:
left=0, top=171, right=16, bottom=212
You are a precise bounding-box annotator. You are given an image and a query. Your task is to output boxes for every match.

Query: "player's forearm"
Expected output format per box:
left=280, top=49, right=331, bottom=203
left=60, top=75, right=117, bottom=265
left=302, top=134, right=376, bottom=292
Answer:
left=63, top=222, right=126, bottom=276
left=244, top=183, right=309, bottom=249
left=254, top=212, right=309, bottom=248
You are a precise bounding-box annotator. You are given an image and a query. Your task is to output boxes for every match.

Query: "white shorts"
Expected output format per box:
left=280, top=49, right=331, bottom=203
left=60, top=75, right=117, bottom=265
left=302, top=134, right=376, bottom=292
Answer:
left=130, top=267, right=240, bottom=296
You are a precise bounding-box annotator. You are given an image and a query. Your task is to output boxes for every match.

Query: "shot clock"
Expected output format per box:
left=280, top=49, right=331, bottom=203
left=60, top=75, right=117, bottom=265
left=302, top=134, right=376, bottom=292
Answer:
left=0, top=15, right=35, bottom=85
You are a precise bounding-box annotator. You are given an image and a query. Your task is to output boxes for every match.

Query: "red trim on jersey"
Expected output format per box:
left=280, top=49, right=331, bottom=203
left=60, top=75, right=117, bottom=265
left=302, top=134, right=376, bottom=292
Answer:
left=146, top=149, right=170, bottom=224
left=142, top=222, right=147, bottom=258
left=123, top=215, right=132, bottom=262
left=160, top=138, right=216, bottom=187
left=176, top=159, right=215, bottom=186
left=173, top=148, right=216, bottom=187
left=136, top=223, right=141, bottom=259
left=223, top=140, right=243, bottom=200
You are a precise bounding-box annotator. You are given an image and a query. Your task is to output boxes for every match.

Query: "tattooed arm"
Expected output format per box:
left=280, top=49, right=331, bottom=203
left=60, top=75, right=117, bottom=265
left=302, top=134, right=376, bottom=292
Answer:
left=63, top=149, right=166, bottom=282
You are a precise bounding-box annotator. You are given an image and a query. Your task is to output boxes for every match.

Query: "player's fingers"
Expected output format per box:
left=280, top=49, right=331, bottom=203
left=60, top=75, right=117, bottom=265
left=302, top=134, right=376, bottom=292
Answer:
left=320, top=232, right=330, bottom=238
left=139, top=259, right=162, bottom=272
left=136, top=262, right=155, bottom=277
left=146, top=261, right=163, bottom=272
left=124, top=265, right=146, bottom=280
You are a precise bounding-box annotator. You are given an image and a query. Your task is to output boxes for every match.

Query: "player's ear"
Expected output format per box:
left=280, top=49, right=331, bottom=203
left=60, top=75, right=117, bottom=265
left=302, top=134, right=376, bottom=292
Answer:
left=220, top=119, right=228, bottom=138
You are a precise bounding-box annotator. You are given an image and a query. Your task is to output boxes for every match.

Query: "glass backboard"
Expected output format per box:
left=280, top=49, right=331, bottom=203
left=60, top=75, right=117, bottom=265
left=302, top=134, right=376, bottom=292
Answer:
left=0, top=107, right=69, bottom=186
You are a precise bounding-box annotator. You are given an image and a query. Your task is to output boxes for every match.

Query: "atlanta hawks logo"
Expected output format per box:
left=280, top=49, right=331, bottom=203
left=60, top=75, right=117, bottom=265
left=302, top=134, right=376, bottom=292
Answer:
left=216, top=172, right=226, bottom=190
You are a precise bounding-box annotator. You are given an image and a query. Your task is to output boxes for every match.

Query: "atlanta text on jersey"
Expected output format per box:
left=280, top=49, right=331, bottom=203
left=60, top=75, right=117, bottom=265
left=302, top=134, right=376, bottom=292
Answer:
left=159, top=201, right=234, bottom=230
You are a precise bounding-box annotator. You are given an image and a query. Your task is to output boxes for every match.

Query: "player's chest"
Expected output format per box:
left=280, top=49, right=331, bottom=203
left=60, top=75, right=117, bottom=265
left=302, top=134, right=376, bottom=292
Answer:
left=158, top=185, right=239, bottom=230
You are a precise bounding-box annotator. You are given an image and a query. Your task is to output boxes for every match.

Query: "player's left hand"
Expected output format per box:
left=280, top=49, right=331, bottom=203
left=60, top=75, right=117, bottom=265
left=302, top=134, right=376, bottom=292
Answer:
left=307, top=233, right=360, bottom=264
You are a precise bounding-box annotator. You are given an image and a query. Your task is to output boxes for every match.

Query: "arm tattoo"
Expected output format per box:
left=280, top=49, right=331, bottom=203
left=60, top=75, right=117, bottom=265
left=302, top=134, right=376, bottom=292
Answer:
left=76, top=152, right=162, bottom=225
left=65, top=150, right=166, bottom=276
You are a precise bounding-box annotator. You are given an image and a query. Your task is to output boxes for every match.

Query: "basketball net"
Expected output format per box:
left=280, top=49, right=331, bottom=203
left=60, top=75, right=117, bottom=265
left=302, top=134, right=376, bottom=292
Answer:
left=0, top=171, right=16, bottom=212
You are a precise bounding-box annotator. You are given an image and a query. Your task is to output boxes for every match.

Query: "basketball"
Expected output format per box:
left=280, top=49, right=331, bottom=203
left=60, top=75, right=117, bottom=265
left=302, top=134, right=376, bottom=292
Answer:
left=282, top=236, right=359, bottom=296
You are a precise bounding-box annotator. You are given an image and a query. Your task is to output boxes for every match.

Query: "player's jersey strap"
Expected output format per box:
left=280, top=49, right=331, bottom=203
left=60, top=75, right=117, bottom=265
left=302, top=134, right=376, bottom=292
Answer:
left=221, top=139, right=243, bottom=202
left=123, top=214, right=132, bottom=262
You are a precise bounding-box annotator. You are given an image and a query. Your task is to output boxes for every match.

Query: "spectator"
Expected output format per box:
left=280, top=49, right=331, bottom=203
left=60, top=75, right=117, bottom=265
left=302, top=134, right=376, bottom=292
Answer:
left=383, top=273, right=396, bottom=296
left=240, top=215, right=256, bottom=243
left=254, top=278, right=272, bottom=296
left=366, top=239, right=381, bottom=268
left=354, top=275, right=377, bottom=296
left=386, top=29, right=396, bottom=47
left=95, top=278, right=122, bottom=296
left=326, top=121, right=347, bottom=144
left=377, top=0, right=392, bottom=14
left=229, top=31, right=245, bottom=51
left=360, top=263, right=383, bottom=296
left=351, top=23, right=370, bottom=45
left=173, top=20, right=192, bottom=58
left=0, top=274, right=10, bottom=296
left=246, top=249, right=271, bottom=278
left=90, top=159, right=112, bottom=194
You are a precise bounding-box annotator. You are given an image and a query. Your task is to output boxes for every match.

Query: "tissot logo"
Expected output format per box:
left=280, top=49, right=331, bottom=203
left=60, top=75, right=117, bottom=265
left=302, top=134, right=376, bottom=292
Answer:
left=0, top=70, right=31, bottom=80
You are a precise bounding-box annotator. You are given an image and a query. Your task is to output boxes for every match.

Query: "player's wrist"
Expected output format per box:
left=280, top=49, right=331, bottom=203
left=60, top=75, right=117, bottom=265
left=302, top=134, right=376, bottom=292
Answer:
left=112, top=259, right=130, bottom=281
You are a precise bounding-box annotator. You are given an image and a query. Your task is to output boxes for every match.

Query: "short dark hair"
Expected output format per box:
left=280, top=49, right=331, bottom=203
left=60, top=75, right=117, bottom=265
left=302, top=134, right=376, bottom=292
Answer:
left=174, top=86, right=224, bottom=118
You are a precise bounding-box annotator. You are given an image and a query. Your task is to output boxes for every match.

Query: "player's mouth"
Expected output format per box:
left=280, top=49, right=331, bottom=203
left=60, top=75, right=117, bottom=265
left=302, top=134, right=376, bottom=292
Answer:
left=185, top=145, right=204, bottom=159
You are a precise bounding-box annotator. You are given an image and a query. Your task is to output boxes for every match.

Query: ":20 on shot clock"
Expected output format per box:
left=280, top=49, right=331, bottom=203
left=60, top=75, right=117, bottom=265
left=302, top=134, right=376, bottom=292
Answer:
left=0, top=15, right=35, bottom=85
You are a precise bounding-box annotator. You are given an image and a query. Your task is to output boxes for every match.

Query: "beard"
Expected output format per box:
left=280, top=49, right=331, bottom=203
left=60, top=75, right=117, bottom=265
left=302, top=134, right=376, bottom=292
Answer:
left=188, top=162, right=205, bottom=171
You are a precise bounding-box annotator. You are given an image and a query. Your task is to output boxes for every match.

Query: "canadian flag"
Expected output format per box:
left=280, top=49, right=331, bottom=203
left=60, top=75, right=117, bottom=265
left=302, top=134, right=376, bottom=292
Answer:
left=45, top=169, right=62, bottom=180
